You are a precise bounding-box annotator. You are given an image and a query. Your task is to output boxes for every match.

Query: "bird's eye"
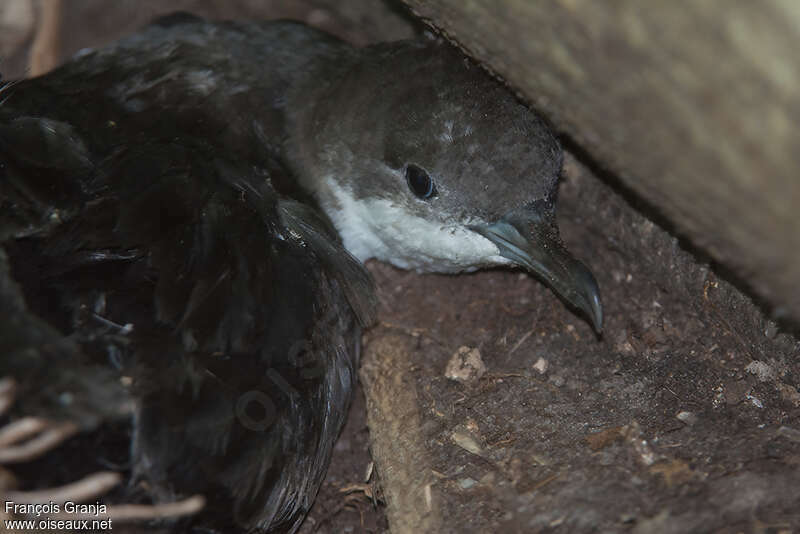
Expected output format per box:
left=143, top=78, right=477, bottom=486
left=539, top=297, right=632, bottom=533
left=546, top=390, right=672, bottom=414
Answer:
left=405, top=164, right=436, bottom=199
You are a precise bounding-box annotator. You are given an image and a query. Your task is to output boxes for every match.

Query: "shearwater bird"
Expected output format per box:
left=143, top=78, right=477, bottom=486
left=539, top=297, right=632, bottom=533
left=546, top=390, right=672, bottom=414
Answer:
left=0, top=13, right=601, bottom=533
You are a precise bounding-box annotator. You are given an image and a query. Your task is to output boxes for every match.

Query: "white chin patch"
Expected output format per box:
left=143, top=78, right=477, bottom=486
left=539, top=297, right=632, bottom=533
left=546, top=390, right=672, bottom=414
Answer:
left=323, top=179, right=511, bottom=273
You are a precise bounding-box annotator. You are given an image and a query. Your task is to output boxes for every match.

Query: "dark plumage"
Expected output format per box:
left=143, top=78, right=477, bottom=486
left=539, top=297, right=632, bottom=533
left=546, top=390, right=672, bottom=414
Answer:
left=0, top=12, right=601, bottom=533
left=1, top=16, right=373, bottom=533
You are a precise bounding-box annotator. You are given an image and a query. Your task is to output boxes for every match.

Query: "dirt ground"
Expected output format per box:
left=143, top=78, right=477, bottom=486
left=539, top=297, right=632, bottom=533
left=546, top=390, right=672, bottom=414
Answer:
left=361, top=152, right=800, bottom=533
left=1, top=1, right=798, bottom=533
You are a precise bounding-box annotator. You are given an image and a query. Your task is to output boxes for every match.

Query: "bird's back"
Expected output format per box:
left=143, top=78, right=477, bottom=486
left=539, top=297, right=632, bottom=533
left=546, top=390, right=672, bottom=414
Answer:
left=0, top=15, right=373, bottom=533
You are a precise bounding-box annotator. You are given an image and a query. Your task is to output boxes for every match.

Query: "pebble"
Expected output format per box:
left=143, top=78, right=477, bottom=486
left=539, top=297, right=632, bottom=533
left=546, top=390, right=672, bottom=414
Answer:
left=445, top=346, right=486, bottom=383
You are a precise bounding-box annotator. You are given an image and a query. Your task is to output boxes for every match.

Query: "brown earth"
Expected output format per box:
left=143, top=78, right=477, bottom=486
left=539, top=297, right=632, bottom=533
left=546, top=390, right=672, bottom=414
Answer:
left=361, top=152, right=800, bottom=533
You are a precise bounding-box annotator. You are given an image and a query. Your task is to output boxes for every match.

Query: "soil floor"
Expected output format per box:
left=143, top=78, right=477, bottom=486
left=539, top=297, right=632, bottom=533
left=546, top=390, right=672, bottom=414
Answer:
left=360, top=153, right=800, bottom=533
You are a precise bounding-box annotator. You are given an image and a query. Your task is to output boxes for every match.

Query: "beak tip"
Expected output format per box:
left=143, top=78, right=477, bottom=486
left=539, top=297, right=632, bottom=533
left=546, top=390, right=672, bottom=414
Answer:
left=570, top=262, right=603, bottom=335
left=591, top=311, right=603, bottom=335
left=471, top=216, right=605, bottom=335
left=586, top=276, right=604, bottom=335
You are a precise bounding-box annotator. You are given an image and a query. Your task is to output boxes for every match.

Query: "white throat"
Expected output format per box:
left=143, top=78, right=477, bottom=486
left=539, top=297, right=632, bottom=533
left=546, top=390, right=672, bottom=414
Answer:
left=321, top=177, right=510, bottom=273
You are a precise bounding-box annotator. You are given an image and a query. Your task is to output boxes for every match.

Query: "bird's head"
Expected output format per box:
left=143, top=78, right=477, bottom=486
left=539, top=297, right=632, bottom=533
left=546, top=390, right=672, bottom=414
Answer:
left=287, top=40, right=602, bottom=332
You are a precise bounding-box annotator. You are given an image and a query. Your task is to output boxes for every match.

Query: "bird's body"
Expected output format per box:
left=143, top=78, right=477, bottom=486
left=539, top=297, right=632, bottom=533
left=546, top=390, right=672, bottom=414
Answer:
left=0, top=14, right=601, bottom=533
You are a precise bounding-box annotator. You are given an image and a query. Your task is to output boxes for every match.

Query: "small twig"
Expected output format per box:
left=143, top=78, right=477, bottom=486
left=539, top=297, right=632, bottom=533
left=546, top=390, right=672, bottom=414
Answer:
left=0, top=376, right=202, bottom=525
left=6, top=472, right=204, bottom=523
left=97, top=495, right=206, bottom=522
left=531, top=472, right=562, bottom=491
left=0, top=417, right=49, bottom=447
left=5, top=471, right=121, bottom=504
left=339, top=483, right=373, bottom=499
left=508, top=330, right=534, bottom=356
left=487, top=436, right=516, bottom=448
left=29, top=0, right=63, bottom=76
left=0, top=420, right=78, bottom=463
left=489, top=373, right=527, bottom=380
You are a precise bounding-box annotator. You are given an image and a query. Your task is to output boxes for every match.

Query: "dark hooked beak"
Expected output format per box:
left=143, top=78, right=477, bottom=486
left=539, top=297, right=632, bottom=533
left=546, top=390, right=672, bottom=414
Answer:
left=470, top=202, right=603, bottom=333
